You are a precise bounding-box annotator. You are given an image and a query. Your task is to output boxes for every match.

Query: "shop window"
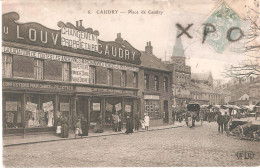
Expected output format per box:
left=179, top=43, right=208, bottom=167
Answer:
left=58, top=96, right=71, bottom=124
left=25, top=94, right=55, bottom=128
left=155, top=75, right=159, bottom=91
left=145, top=100, right=160, bottom=118
left=3, top=93, right=22, bottom=128
left=133, top=72, right=138, bottom=88
left=144, top=74, right=149, bottom=90
left=62, top=62, right=70, bottom=82
left=107, top=68, right=113, bottom=86
left=120, top=70, right=126, bottom=87
left=89, top=66, right=96, bottom=84
left=164, top=77, right=168, bottom=92
left=2, top=54, right=12, bottom=78
left=91, top=97, right=102, bottom=125
left=34, top=59, right=44, bottom=80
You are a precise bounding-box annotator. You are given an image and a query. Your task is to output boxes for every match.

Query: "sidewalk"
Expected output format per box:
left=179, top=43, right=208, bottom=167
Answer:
left=3, top=122, right=185, bottom=147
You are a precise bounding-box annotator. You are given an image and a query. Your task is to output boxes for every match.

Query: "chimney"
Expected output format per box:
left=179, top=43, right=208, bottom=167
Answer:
left=115, top=33, right=123, bottom=43
left=76, top=21, right=79, bottom=28
left=79, top=20, right=83, bottom=27
left=145, top=41, right=153, bottom=54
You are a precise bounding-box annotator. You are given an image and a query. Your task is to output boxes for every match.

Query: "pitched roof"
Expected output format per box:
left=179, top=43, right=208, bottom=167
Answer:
left=140, top=51, right=169, bottom=71
left=191, top=72, right=212, bottom=81
left=190, top=82, right=217, bottom=94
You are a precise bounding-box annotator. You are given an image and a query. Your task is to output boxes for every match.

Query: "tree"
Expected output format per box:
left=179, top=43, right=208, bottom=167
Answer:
left=224, top=1, right=260, bottom=81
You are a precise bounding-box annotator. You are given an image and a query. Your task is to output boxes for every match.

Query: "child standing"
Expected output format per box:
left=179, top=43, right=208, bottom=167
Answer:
left=75, top=119, right=83, bottom=139
left=56, top=122, right=62, bottom=137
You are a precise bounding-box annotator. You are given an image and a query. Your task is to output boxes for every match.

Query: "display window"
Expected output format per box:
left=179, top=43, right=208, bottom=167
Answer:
left=90, top=97, right=102, bottom=125
left=105, top=98, right=122, bottom=125
left=25, top=94, right=55, bottom=128
left=3, top=93, right=22, bottom=128
left=58, top=95, right=71, bottom=124
left=145, top=100, right=160, bottom=118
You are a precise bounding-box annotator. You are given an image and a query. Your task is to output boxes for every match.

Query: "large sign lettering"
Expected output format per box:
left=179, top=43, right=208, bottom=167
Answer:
left=61, top=27, right=99, bottom=52
left=71, top=62, right=90, bottom=83
left=2, top=12, right=141, bottom=65
left=2, top=46, right=139, bottom=72
left=3, top=81, right=74, bottom=91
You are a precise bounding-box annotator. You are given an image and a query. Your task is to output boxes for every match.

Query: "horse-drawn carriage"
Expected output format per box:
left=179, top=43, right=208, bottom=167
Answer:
left=186, top=104, right=200, bottom=127
left=227, top=120, right=260, bottom=141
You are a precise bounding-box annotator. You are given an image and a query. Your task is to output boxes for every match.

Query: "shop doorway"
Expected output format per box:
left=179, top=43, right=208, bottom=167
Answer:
left=163, top=100, right=169, bottom=123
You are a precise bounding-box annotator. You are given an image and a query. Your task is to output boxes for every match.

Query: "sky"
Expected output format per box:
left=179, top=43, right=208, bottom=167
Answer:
left=2, top=0, right=254, bottom=81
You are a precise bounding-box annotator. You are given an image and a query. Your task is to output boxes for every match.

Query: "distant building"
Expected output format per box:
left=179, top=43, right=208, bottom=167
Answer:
left=190, top=71, right=220, bottom=105
left=249, top=75, right=260, bottom=105
left=164, top=29, right=191, bottom=111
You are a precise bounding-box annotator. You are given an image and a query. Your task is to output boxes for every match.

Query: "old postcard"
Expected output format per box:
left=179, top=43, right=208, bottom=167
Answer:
left=2, top=0, right=260, bottom=167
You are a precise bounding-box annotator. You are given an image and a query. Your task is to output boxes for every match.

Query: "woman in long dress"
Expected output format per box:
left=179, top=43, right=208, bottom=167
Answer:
left=81, top=116, right=88, bottom=136
left=61, top=117, right=69, bottom=138
left=144, top=114, right=150, bottom=130
left=125, top=115, right=133, bottom=134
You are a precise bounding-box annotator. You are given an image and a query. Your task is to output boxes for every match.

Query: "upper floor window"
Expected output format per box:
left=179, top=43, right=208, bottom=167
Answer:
left=144, top=74, right=149, bottom=90
left=2, top=54, right=12, bottom=77
left=120, top=70, right=126, bottom=87
left=62, top=62, right=70, bottom=82
left=34, top=59, right=44, bottom=79
left=163, top=77, right=168, bottom=92
left=89, top=66, right=96, bottom=84
left=133, top=72, right=138, bottom=88
left=154, top=75, right=159, bottom=91
left=107, top=69, right=113, bottom=86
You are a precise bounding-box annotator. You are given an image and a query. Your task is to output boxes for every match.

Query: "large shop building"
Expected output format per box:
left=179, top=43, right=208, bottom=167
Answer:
left=2, top=12, right=172, bottom=136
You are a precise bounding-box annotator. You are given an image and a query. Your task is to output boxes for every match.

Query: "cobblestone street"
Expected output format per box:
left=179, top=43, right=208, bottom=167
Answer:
left=3, top=122, right=260, bottom=167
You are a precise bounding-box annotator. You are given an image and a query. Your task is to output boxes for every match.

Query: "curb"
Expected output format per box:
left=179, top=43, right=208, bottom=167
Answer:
left=3, top=124, right=185, bottom=147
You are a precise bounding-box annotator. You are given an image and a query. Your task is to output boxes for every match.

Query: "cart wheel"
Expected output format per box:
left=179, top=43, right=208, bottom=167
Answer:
left=226, top=131, right=230, bottom=137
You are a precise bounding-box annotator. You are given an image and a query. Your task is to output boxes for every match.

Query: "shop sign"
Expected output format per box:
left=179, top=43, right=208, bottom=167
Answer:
left=71, top=62, right=90, bottom=83
left=61, top=27, right=98, bottom=52
left=2, top=46, right=139, bottom=72
left=60, top=103, right=70, bottom=112
left=106, top=103, right=113, bottom=112
left=144, top=95, right=160, bottom=100
left=43, top=101, right=54, bottom=112
left=3, top=81, right=73, bottom=91
left=93, top=103, right=101, bottom=111
left=125, top=105, right=131, bottom=113
left=115, top=103, right=121, bottom=111
left=2, top=12, right=141, bottom=65
left=76, top=86, right=135, bottom=95
left=6, top=101, right=18, bottom=111
left=26, top=102, right=37, bottom=112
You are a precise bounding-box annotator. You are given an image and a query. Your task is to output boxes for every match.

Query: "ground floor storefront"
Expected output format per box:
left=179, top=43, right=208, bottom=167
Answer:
left=2, top=79, right=139, bottom=136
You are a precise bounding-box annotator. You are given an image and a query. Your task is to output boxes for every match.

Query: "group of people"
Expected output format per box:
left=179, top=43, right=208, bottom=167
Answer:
left=56, top=112, right=151, bottom=138
left=216, top=112, right=230, bottom=134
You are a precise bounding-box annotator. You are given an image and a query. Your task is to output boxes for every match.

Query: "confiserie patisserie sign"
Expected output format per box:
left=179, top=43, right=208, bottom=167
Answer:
left=2, top=12, right=141, bottom=65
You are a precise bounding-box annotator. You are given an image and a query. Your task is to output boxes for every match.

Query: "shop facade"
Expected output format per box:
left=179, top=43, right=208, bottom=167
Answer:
left=2, top=12, right=141, bottom=136
left=138, top=48, right=173, bottom=126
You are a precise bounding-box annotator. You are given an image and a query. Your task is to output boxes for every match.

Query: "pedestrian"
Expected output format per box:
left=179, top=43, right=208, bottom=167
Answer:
left=223, top=112, right=230, bottom=131
left=56, top=121, right=62, bottom=137
left=75, top=118, right=82, bottom=138
left=134, top=113, right=140, bottom=131
left=187, top=112, right=192, bottom=128
left=118, top=113, right=122, bottom=132
left=113, top=112, right=119, bottom=132
left=125, top=115, right=133, bottom=134
left=217, top=112, right=225, bottom=134
left=199, top=112, right=203, bottom=126
left=141, top=119, right=145, bottom=130
left=81, top=115, right=88, bottom=136
left=61, top=117, right=69, bottom=138
left=144, top=113, right=150, bottom=130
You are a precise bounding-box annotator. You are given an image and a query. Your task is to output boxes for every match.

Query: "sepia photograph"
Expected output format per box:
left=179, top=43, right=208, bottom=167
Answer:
left=1, top=0, right=260, bottom=167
